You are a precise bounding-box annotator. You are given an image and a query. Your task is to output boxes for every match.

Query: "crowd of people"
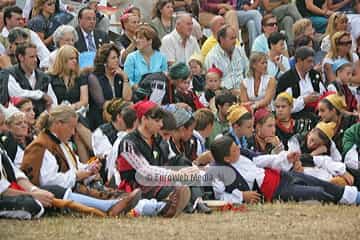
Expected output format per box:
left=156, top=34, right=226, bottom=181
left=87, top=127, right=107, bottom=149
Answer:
left=1, top=0, right=360, bottom=220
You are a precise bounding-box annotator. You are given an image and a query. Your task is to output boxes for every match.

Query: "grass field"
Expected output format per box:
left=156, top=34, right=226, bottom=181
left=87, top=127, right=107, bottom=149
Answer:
left=1, top=203, right=360, bottom=240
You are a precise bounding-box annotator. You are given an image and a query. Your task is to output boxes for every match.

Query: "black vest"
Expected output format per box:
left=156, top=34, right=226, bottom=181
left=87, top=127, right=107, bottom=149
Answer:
left=99, top=123, right=118, bottom=145
left=291, top=70, right=321, bottom=98
left=0, top=143, right=17, bottom=183
left=7, top=65, right=51, bottom=116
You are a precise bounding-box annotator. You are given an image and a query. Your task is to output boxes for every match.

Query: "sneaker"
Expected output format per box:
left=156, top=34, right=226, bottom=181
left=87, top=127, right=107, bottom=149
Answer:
left=159, top=186, right=191, bottom=218
left=108, top=188, right=142, bottom=217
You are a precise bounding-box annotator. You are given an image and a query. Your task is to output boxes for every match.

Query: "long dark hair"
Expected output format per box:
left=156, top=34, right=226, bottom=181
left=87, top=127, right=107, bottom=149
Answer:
left=152, top=0, right=174, bottom=19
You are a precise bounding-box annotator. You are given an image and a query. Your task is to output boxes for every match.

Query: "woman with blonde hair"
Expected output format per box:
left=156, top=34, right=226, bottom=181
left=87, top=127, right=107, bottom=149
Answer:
left=48, top=45, right=92, bottom=163
left=240, top=52, right=276, bottom=111
left=322, top=31, right=358, bottom=82
left=321, top=13, right=351, bottom=53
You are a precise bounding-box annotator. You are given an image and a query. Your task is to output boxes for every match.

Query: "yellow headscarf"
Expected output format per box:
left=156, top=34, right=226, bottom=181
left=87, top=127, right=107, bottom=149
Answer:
left=315, top=121, right=337, bottom=140
left=275, top=92, right=294, bottom=105
left=325, top=94, right=347, bottom=112
left=226, top=104, right=249, bottom=124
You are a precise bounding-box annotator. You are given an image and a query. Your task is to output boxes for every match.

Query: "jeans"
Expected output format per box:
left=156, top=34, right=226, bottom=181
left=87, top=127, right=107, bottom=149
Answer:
left=272, top=4, right=302, bottom=46
left=274, top=171, right=345, bottom=203
left=236, top=10, right=262, bottom=48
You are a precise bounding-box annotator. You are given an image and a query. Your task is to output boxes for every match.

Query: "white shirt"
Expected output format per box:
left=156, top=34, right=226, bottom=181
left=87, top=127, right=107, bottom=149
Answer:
left=285, top=69, right=326, bottom=113
left=40, top=49, right=58, bottom=69
left=267, top=55, right=290, bottom=78
left=242, top=74, right=272, bottom=103
left=39, top=142, right=87, bottom=189
left=288, top=136, right=345, bottom=181
left=92, top=127, right=113, bottom=159
left=8, top=71, right=58, bottom=105
left=160, top=29, right=200, bottom=63
left=205, top=44, right=249, bottom=90
left=81, top=28, right=96, bottom=51
left=213, top=152, right=292, bottom=203
left=106, top=131, right=128, bottom=184
left=1, top=27, right=50, bottom=67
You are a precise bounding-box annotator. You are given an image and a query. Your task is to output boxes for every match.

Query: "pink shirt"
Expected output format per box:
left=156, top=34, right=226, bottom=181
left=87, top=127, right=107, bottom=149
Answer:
left=200, top=0, right=236, bottom=14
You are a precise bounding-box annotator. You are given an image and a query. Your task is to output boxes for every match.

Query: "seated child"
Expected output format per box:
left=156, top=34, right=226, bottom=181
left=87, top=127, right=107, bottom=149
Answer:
left=188, top=53, right=205, bottom=93
left=199, top=66, right=224, bottom=108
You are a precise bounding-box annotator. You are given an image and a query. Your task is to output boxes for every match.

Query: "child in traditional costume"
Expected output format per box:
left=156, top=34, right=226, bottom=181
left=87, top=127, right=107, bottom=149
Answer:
left=209, top=135, right=360, bottom=205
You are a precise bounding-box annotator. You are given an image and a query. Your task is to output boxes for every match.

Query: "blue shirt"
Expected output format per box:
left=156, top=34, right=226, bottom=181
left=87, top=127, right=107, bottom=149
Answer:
left=124, top=50, right=168, bottom=86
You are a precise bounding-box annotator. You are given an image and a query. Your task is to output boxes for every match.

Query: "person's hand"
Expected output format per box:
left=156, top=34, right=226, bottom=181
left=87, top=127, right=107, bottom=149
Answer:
left=42, top=94, right=53, bottom=107
left=194, top=151, right=213, bottom=165
left=304, top=93, right=320, bottom=104
left=287, top=151, right=301, bottom=163
left=76, top=170, right=93, bottom=181
left=112, top=67, right=128, bottom=79
left=66, top=4, right=75, bottom=12
left=293, top=160, right=304, bottom=173
left=176, top=166, right=201, bottom=177
left=342, top=172, right=354, bottom=185
left=87, top=159, right=102, bottom=174
left=243, top=191, right=261, bottom=204
left=0, top=55, right=11, bottom=69
left=31, top=189, right=54, bottom=207
left=311, top=145, right=328, bottom=156
left=324, top=9, right=334, bottom=17
left=264, top=136, right=281, bottom=146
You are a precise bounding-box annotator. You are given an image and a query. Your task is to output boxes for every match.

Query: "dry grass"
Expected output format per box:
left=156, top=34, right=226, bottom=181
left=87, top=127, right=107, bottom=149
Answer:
left=1, top=203, right=360, bottom=240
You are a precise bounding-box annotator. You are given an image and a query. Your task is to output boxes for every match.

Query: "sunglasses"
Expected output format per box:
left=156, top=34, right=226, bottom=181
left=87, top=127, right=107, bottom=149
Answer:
left=265, top=22, right=277, bottom=27
left=337, top=40, right=352, bottom=46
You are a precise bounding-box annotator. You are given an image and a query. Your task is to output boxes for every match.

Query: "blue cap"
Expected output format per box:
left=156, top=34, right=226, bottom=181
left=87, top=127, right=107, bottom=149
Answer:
left=332, top=58, right=351, bottom=73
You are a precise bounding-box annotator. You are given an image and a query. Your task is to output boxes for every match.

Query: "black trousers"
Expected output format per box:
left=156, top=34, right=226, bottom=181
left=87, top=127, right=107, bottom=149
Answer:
left=273, top=171, right=345, bottom=203
left=0, top=195, right=42, bottom=219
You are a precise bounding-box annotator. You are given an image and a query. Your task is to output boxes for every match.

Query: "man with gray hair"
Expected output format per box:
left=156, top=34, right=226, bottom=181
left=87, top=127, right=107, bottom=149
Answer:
left=160, top=13, right=200, bottom=66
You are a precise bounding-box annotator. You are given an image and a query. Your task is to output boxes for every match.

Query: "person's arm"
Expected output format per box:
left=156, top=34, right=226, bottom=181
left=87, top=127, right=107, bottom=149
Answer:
left=160, top=38, right=176, bottom=66
left=323, top=62, right=336, bottom=82
left=313, top=155, right=346, bottom=176
left=239, top=82, right=250, bottom=103
left=327, top=0, right=352, bottom=11
left=212, top=178, right=244, bottom=203
left=124, top=53, right=136, bottom=86
left=262, top=0, right=283, bottom=12
left=254, top=77, right=276, bottom=109
left=29, top=31, right=50, bottom=66
left=305, top=0, right=332, bottom=16
left=91, top=128, right=112, bottom=158
left=253, top=151, right=294, bottom=171
left=47, top=83, right=58, bottom=107
left=72, top=85, right=89, bottom=110
left=39, top=150, right=77, bottom=189
left=8, top=74, right=44, bottom=100
left=201, top=0, right=222, bottom=13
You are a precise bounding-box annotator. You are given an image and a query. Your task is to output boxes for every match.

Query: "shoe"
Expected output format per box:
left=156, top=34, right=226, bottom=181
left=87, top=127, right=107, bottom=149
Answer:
left=196, top=201, right=212, bottom=214
left=108, top=188, right=142, bottom=217
left=159, top=186, right=190, bottom=218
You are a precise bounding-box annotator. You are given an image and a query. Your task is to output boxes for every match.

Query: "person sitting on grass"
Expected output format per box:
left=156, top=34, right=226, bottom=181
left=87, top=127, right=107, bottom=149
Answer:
left=287, top=121, right=353, bottom=185
left=209, top=135, right=360, bottom=205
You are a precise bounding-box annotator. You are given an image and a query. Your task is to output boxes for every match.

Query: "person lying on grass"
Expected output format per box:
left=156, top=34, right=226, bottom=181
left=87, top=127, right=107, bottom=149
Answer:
left=209, top=135, right=360, bottom=205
